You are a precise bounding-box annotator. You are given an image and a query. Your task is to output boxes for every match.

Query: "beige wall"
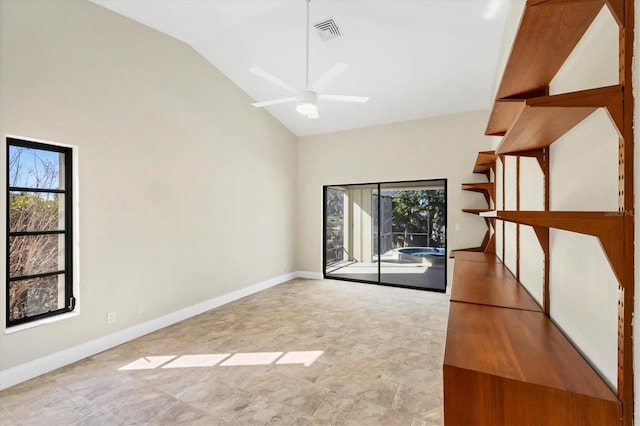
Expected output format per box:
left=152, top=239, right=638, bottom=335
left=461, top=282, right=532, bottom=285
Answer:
left=0, top=0, right=297, bottom=371
left=296, top=110, right=494, bottom=287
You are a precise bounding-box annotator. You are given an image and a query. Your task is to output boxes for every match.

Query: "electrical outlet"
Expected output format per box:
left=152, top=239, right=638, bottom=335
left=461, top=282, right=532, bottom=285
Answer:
left=107, top=311, right=116, bottom=324
left=136, top=304, right=145, bottom=315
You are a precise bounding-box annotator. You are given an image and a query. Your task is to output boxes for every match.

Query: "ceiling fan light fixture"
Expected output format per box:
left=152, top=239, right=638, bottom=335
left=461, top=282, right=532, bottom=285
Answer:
left=296, top=90, right=318, bottom=115
left=296, top=101, right=318, bottom=115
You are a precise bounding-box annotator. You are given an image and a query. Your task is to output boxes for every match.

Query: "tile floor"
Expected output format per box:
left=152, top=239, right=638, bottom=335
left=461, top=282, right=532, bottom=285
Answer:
left=0, top=278, right=449, bottom=425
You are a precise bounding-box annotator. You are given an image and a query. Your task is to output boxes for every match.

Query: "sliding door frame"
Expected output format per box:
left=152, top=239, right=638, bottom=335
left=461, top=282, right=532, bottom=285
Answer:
left=322, top=178, right=448, bottom=293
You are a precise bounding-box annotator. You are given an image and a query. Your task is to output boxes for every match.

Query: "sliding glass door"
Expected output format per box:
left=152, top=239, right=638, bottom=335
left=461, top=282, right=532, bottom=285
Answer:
left=378, top=181, right=447, bottom=290
left=323, top=179, right=447, bottom=292
left=324, top=184, right=379, bottom=283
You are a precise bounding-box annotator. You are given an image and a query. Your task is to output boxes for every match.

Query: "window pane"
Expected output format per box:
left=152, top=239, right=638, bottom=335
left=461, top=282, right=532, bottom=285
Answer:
left=8, top=275, right=65, bottom=321
left=9, top=192, right=65, bottom=232
left=8, top=145, right=62, bottom=190
left=324, top=184, right=379, bottom=282
left=9, top=234, right=64, bottom=278
left=325, top=188, right=345, bottom=266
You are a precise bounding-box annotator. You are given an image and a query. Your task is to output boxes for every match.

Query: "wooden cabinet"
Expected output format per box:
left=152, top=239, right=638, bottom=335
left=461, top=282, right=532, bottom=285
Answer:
left=444, top=300, right=621, bottom=426
left=445, top=0, right=633, bottom=424
left=445, top=254, right=622, bottom=425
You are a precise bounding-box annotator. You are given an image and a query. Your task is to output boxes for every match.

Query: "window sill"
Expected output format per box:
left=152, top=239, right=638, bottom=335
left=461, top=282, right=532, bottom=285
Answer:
left=5, top=311, right=79, bottom=334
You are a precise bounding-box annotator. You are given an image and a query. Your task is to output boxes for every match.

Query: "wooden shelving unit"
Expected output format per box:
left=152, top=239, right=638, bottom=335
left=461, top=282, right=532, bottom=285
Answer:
left=446, top=0, right=634, bottom=425
left=452, top=152, right=497, bottom=258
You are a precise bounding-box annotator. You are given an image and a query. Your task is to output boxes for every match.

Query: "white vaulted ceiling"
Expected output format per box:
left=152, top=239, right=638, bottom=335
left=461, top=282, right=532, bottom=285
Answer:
left=91, top=0, right=512, bottom=136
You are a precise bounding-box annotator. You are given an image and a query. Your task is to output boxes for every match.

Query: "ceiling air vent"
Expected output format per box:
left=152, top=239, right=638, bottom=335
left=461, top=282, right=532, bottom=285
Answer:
left=313, top=18, right=342, bottom=41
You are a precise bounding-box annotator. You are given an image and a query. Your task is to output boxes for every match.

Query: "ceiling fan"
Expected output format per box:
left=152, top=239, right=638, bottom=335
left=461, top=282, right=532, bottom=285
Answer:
left=250, top=0, right=369, bottom=119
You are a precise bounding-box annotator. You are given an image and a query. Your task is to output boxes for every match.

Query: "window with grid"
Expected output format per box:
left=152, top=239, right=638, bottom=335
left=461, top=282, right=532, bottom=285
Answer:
left=6, top=138, right=74, bottom=327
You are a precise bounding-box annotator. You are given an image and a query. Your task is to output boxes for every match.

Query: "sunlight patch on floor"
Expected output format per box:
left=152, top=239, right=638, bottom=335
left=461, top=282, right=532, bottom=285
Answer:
left=163, top=353, right=230, bottom=369
left=219, top=352, right=283, bottom=366
left=275, top=350, right=323, bottom=367
left=117, top=350, right=324, bottom=371
left=118, top=355, right=177, bottom=370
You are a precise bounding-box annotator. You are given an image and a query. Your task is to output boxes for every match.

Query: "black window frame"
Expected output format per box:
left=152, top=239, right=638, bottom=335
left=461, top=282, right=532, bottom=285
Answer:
left=6, top=137, right=75, bottom=327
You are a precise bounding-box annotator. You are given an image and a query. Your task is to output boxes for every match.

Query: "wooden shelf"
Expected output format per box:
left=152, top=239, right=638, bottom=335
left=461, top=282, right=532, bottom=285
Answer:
left=493, top=85, right=623, bottom=154
left=461, top=182, right=494, bottom=192
left=486, top=210, right=625, bottom=284
left=486, top=95, right=536, bottom=136
left=493, top=0, right=607, bottom=102
left=444, top=302, right=622, bottom=425
left=453, top=251, right=500, bottom=263
left=452, top=254, right=541, bottom=312
left=472, top=150, right=497, bottom=175
left=462, top=208, right=492, bottom=215
left=449, top=247, right=484, bottom=258
left=462, top=182, right=495, bottom=204
left=484, top=210, right=622, bottom=231
left=450, top=229, right=494, bottom=257
left=454, top=256, right=513, bottom=279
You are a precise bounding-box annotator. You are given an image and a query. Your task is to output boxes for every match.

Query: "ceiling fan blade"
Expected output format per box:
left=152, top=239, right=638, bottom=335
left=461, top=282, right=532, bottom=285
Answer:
left=318, top=94, right=369, bottom=103
left=307, top=110, right=320, bottom=119
left=251, top=97, right=297, bottom=107
left=312, top=62, right=349, bottom=92
left=250, top=67, right=298, bottom=94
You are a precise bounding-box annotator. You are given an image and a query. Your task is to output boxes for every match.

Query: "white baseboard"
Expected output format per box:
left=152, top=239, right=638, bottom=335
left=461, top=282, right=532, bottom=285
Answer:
left=0, top=271, right=317, bottom=391
left=296, top=271, right=323, bottom=280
